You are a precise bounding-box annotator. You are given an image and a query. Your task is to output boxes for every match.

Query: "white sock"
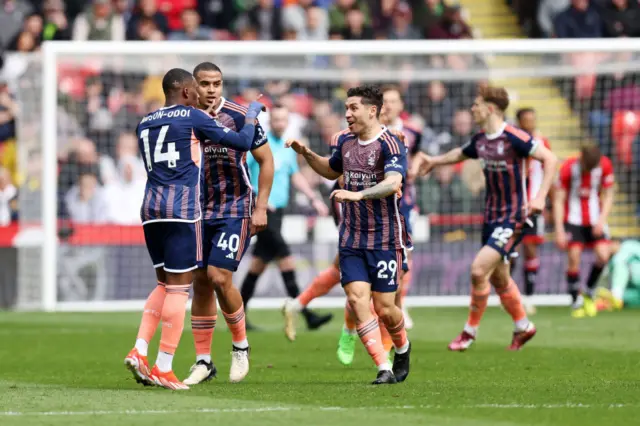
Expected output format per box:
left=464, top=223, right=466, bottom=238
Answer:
left=612, top=287, right=625, bottom=301
left=463, top=323, right=477, bottom=337
left=135, top=338, right=148, bottom=356
left=395, top=340, right=410, bottom=355
left=156, top=351, right=173, bottom=373
left=233, top=339, right=249, bottom=349
left=515, top=318, right=530, bottom=332
left=291, top=298, right=303, bottom=312
left=196, top=354, right=211, bottom=364
left=343, top=325, right=357, bottom=335
left=377, top=362, right=392, bottom=372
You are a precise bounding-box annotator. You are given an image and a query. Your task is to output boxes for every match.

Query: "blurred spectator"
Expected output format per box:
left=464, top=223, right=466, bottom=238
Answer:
left=537, top=0, right=570, bottom=37
left=126, top=0, right=170, bottom=40
left=168, top=9, right=212, bottom=40
left=554, top=0, right=603, bottom=38
left=449, top=109, right=473, bottom=148
left=411, top=0, right=449, bottom=38
left=114, top=0, right=133, bottom=23
left=329, top=0, right=371, bottom=33
left=101, top=132, right=145, bottom=184
left=64, top=172, right=109, bottom=224
left=420, top=81, right=454, bottom=135
left=73, top=0, right=126, bottom=41
left=197, top=0, right=239, bottom=32
left=157, top=0, right=196, bottom=32
left=0, top=80, right=16, bottom=144
left=388, top=2, right=421, bottom=40
left=601, top=0, right=640, bottom=38
left=104, top=156, right=146, bottom=224
left=427, top=5, right=472, bottom=39
left=41, top=0, right=72, bottom=42
left=420, top=164, right=474, bottom=214
left=240, top=0, right=284, bottom=41
left=0, top=0, right=33, bottom=48
left=0, top=166, right=16, bottom=226
left=7, top=13, right=41, bottom=51
left=342, top=4, right=374, bottom=40
left=284, top=0, right=329, bottom=40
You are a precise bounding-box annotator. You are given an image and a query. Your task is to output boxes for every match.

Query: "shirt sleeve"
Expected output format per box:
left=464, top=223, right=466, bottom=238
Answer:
left=600, top=156, right=615, bottom=188
left=328, top=136, right=344, bottom=173
left=461, top=135, right=479, bottom=159
left=191, top=108, right=253, bottom=151
left=251, top=122, right=268, bottom=151
left=382, top=133, right=407, bottom=178
left=507, top=127, right=538, bottom=158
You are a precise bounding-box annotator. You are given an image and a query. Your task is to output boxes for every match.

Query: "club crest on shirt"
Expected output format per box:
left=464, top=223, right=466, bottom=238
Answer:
left=367, top=150, right=376, bottom=166
left=344, top=151, right=351, bottom=159
left=497, top=141, right=504, bottom=155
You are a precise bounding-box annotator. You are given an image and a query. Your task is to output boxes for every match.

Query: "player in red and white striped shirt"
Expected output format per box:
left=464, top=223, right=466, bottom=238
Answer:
left=554, top=144, right=615, bottom=318
left=514, top=108, right=553, bottom=315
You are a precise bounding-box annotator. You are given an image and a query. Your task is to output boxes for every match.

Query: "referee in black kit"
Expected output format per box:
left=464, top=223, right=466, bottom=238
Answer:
left=241, top=103, right=333, bottom=330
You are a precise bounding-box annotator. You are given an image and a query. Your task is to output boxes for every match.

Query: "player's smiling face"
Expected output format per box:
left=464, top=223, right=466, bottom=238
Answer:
left=345, top=96, right=374, bottom=134
left=195, top=70, right=223, bottom=110
left=471, top=96, right=490, bottom=125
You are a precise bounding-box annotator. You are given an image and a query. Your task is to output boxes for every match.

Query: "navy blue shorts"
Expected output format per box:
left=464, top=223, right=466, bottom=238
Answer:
left=143, top=221, right=203, bottom=273
left=339, top=247, right=404, bottom=293
left=481, top=221, right=526, bottom=260
left=202, top=218, right=252, bottom=271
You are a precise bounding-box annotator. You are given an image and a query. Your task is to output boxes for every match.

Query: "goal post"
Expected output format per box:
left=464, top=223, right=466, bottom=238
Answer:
left=12, top=38, right=640, bottom=311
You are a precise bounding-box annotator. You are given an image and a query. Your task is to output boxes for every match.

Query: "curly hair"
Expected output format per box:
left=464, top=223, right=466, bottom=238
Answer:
left=346, top=85, right=383, bottom=118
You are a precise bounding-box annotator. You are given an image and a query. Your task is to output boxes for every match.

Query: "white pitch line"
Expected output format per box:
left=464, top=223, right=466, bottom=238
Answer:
left=0, top=403, right=634, bottom=417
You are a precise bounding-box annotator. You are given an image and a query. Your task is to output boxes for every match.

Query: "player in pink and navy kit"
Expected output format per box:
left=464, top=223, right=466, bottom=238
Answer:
left=124, top=68, right=264, bottom=390
left=184, top=62, right=274, bottom=386
left=288, top=85, right=411, bottom=385
left=413, top=86, right=557, bottom=353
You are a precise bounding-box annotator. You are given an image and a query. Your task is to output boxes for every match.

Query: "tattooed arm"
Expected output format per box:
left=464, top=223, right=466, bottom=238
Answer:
left=361, top=172, right=403, bottom=200
left=331, top=172, right=403, bottom=202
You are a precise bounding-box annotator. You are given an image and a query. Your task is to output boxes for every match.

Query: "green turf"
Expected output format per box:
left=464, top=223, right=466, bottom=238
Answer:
left=1, top=307, right=639, bottom=426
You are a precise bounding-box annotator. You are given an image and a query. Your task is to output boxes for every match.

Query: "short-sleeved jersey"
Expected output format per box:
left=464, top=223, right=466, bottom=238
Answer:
left=329, top=127, right=409, bottom=250
left=462, top=123, right=538, bottom=225
left=557, top=155, right=614, bottom=226
left=201, top=98, right=268, bottom=220
left=526, top=136, right=551, bottom=201
left=388, top=119, right=422, bottom=216
left=137, top=105, right=239, bottom=224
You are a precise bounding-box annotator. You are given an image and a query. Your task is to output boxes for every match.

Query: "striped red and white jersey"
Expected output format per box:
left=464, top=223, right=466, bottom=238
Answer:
left=557, top=155, right=615, bottom=226
left=526, top=136, right=551, bottom=201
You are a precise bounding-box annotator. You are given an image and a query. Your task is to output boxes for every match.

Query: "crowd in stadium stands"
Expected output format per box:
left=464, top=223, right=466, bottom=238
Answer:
left=511, top=0, right=640, bottom=213
left=0, top=0, right=485, bottom=227
left=0, top=0, right=638, bottom=227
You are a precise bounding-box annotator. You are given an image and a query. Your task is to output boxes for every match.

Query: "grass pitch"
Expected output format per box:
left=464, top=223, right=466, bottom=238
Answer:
left=1, top=307, right=639, bottom=426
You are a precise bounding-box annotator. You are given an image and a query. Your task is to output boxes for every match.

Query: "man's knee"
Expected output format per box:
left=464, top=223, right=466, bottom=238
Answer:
left=208, top=267, right=233, bottom=291
left=470, top=261, right=489, bottom=284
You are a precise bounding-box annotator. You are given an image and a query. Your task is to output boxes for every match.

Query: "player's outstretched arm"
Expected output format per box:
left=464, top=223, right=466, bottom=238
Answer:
left=192, top=101, right=265, bottom=151
left=553, top=187, right=567, bottom=248
left=414, top=148, right=468, bottom=177
left=528, top=143, right=558, bottom=214
left=286, top=139, right=341, bottom=180
left=251, top=143, right=275, bottom=232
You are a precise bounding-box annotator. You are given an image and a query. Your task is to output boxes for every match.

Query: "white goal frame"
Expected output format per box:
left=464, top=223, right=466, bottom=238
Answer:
left=37, top=38, right=640, bottom=312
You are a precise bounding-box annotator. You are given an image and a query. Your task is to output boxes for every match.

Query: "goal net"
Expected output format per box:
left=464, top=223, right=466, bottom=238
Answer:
left=11, top=39, right=640, bottom=311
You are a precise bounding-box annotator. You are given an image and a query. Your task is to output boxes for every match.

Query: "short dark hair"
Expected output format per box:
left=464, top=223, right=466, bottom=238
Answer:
left=381, top=84, right=402, bottom=100
left=193, top=62, right=222, bottom=79
left=162, top=68, right=194, bottom=96
left=479, top=86, right=509, bottom=112
left=516, top=107, right=535, bottom=121
left=346, top=85, right=383, bottom=118
left=580, top=143, right=602, bottom=171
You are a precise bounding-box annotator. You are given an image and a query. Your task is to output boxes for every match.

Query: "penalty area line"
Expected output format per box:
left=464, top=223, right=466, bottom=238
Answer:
left=0, top=403, right=634, bottom=417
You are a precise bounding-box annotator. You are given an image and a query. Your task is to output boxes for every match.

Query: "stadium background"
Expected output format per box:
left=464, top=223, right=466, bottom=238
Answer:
left=0, top=0, right=639, bottom=309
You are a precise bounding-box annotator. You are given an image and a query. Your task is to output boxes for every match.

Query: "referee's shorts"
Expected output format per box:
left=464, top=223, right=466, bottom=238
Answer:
left=252, top=208, right=292, bottom=262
